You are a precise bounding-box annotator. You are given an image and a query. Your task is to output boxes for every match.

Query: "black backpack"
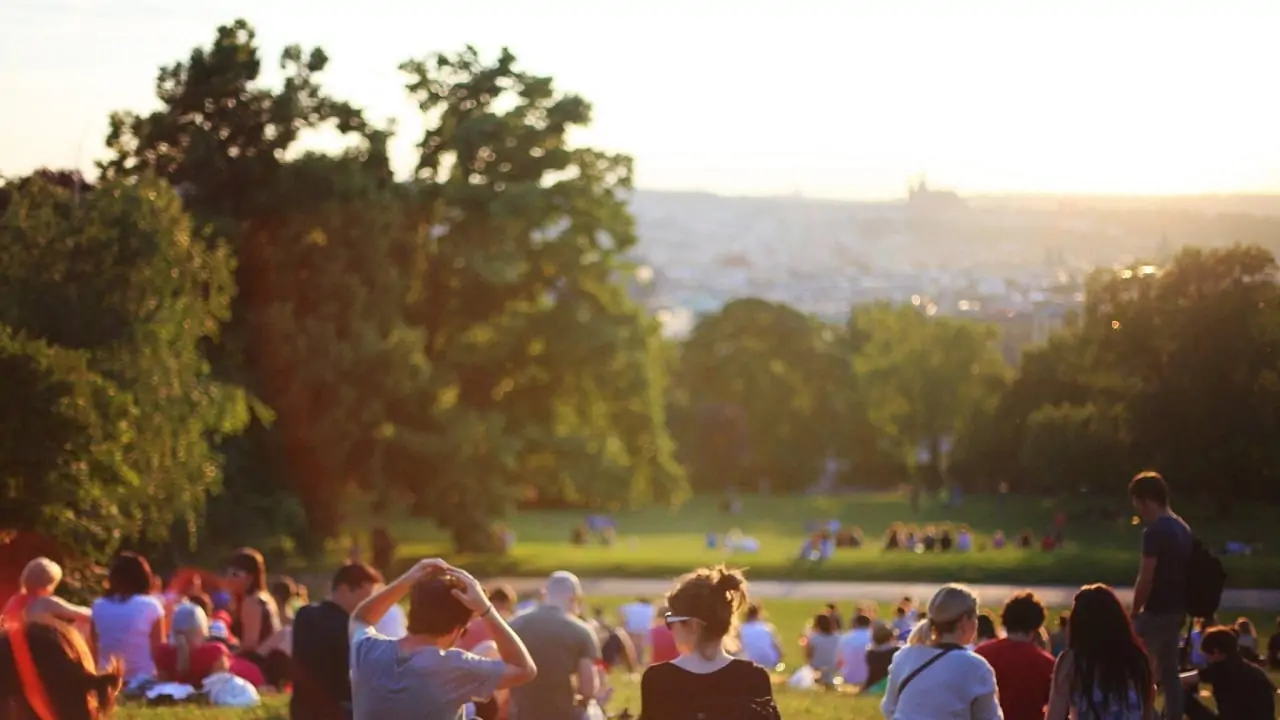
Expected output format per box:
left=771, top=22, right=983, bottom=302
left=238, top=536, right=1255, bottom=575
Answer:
left=1185, top=535, right=1226, bottom=620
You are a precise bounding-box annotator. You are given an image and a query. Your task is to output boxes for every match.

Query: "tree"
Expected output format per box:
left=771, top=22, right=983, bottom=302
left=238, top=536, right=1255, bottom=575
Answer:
left=386, top=47, right=687, bottom=548
left=0, top=174, right=250, bottom=555
left=850, top=303, right=1009, bottom=488
left=678, top=298, right=852, bottom=492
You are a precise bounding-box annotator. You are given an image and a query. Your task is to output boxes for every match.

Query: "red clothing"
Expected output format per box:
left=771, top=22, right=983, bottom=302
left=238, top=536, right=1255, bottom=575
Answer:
left=458, top=615, right=493, bottom=652
left=2, top=594, right=30, bottom=625
left=649, top=625, right=679, bottom=665
left=155, top=642, right=229, bottom=686
left=975, top=638, right=1055, bottom=720
left=154, top=642, right=265, bottom=688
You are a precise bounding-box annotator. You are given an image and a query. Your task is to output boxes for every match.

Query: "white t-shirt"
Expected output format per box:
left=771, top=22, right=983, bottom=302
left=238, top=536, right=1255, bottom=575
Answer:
left=91, top=594, right=165, bottom=680
left=618, top=602, right=654, bottom=635
left=375, top=602, right=408, bottom=639
left=738, top=620, right=780, bottom=668
left=880, top=644, right=1001, bottom=720
left=837, top=627, right=873, bottom=684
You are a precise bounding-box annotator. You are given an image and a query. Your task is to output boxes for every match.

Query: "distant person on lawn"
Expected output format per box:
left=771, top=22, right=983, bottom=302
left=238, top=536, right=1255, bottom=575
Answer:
left=1128, top=471, right=1192, bottom=720
left=975, top=591, right=1055, bottom=720
left=349, top=559, right=536, bottom=720
left=508, top=571, right=600, bottom=720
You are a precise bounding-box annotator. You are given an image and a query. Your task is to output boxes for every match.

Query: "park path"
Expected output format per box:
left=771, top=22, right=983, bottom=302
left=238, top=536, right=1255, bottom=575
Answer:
left=490, top=577, right=1280, bottom=610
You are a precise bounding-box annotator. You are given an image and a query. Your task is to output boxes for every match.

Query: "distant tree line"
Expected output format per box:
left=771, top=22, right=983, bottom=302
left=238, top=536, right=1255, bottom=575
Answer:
left=4, top=20, right=1279, bottom=574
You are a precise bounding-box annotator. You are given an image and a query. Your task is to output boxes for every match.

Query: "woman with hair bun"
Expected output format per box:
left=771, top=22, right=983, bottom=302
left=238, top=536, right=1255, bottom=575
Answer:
left=638, top=565, right=779, bottom=719
left=881, top=584, right=1001, bottom=720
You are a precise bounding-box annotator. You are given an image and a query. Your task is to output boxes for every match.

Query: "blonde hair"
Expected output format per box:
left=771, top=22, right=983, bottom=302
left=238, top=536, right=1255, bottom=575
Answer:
left=907, top=584, right=979, bottom=646
left=20, top=558, right=62, bottom=594
left=170, top=603, right=209, bottom=678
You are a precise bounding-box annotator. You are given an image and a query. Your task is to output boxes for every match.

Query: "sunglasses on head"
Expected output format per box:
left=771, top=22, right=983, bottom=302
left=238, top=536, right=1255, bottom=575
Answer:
left=664, top=613, right=696, bottom=629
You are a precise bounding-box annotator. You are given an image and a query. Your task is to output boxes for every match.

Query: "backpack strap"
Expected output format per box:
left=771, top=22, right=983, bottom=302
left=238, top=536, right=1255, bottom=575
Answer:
left=896, top=644, right=961, bottom=696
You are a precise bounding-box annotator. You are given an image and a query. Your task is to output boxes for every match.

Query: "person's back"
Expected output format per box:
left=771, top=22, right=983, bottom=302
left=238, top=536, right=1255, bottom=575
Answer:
left=92, top=593, right=164, bottom=680
left=976, top=638, right=1054, bottom=720
left=292, top=600, right=355, bottom=719
left=1186, top=626, right=1276, bottom=720
left=509, top=604, right=599, bottom=720
left=838, top=618, right=873, bottom=685
left=737, top=619, right=779, bottom=667
left=883, top=644, right=1000, bottom=719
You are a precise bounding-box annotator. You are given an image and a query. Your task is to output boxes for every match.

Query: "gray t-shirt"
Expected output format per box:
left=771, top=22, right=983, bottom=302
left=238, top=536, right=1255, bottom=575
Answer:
left=1141, top=514, right=1192, bottom=615
left=351, top=625, right=506, bottom=720
left=508, top=606, right=601, bottom=720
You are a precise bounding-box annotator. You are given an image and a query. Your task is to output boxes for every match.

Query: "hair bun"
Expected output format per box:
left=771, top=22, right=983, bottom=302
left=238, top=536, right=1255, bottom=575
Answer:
left=712, top=566, right=746, bottom=594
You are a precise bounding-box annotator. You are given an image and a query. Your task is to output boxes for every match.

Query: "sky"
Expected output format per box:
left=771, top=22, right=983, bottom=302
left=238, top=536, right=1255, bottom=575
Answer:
left=2, top=0, right=1278, bottom=200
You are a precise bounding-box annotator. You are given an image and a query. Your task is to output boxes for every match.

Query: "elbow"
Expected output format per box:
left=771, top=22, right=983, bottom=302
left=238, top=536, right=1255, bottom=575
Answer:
left=518, top=661, right=539, bottom=685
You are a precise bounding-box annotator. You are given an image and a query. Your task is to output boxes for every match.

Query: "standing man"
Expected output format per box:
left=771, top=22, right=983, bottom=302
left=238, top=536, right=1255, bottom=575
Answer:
left=1129, top=471, right=1192, bottom=720
left=509, top=571, right=601, bottom=720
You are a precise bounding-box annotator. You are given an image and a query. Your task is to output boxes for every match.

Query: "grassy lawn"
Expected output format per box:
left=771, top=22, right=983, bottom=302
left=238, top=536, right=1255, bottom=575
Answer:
left=305, top=493, right=1280, bottom=588
left=113, top=596, right=1273, bottom=719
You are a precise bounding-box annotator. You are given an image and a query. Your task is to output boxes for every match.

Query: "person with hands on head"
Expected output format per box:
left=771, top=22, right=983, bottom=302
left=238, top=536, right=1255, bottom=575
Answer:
left=349, top=559, right=537, bottom=720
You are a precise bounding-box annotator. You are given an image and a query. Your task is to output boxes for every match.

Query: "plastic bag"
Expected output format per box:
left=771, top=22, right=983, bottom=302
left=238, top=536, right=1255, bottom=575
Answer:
left=787, top=665, right=817, bottom=690
left=203, top=671, right=261, bottom=707
left=580, top=700, right=606, bottom=720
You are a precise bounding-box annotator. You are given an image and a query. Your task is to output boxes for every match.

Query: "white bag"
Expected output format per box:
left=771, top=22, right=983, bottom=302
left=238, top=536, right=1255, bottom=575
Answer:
left=203, top=671, right=261, bottom=707
left=580, top=700, right=606, bottom=720
left=787, top=664, right=817, bottom=690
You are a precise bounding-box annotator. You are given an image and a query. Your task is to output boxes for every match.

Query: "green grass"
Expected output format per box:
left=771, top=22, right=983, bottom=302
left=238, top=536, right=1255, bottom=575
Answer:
left=305, top=493, right=1280, bottom=588
left=113, top=596, right=1274, bottom=720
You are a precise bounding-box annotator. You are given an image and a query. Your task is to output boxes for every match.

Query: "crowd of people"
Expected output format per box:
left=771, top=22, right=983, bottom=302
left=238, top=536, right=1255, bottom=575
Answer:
left=1, top=471, right=1277, bottom=719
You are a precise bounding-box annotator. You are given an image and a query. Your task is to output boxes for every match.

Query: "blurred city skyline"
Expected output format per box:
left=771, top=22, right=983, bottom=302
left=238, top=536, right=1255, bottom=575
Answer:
left=3, top=0, right=1279, bottom=199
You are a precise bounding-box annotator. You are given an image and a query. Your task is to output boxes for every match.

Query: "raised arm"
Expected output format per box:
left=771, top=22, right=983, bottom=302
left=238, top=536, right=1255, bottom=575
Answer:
left=349, top=558, right=450, bottom=639
left=447, top=568, right=537, bottom=690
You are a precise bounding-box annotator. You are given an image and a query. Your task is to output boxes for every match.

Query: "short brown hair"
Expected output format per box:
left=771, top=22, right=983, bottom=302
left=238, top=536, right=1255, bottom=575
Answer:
left=408, top=577, right=472, bottom=636
left=1000, top=591, right=1047, bottom=635
left=666, top=565, right=747, bottom=645
left=1128, top=471, right=1169, bottom=506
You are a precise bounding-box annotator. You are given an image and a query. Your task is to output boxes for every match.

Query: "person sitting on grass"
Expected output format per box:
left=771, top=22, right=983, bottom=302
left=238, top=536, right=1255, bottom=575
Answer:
left=1045, top=584, right=1153, bottom=720
left=803, top=613, right=840, bottom=688
left=991, top=529, right=1007, bottom=550
left=1180, top=626, right=1276, bottom=720
left=0, top=619, right=122, bottom=720
left=974, top=612, right=999, bottom=646
left=880, top=584, right=1001, bottom=720
left=1234, top=618, right=1261, bottom=663
left=638, top=565, right=778, bottom=720
left=975, top=591, right=1055, bottom=720
left=2, top=557, right=91, bottom=633
left=349, top=558, right=537, bottom=720
left=155, top=601, right=263, bottom=689
left=290, top=562, right=382, bottom=720
left=863, top=621, right=900, bottom=695
left=837, top=612, right=874, bottom=686
left=737, top=604, right=782, bottom=670
left=1049, top=613, right=1068, bottom=657
left=956, top=525, right=974, bottom=552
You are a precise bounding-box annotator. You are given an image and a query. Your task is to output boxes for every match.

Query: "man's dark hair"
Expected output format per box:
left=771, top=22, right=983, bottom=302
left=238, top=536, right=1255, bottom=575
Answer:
left=977, top=612, right=998, bottom=640
left=1200, top=626, right=1240, bottom=658
left=895, top=606, right=907, bottom=617
left=331, top=562, right=383, bottom=592
left=1000, top=591, right=1048, bottom=635
left=813, top=614, right=835, bottom=635
left=1058, top=613, right=1069, bottom=629
left=408, top=577, right=473, bottom=636
left=1129, top=471, right=1169, bottom=506
left=854, top=613, right=873, bottom=629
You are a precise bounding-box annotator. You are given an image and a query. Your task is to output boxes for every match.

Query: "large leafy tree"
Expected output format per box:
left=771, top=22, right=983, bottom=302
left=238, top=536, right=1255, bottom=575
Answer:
left=97, top=20, right=398, bottom=551
left=384, top=48, right=687, bottom=548
left=850, top=303, right=1009, bottom=487
left=0, top=174, right=250, bottom=556
left=678, top=298, right=852, bottom=492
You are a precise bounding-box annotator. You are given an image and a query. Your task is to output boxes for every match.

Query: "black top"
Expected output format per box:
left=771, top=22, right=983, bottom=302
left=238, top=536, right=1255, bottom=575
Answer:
left=639, top=659, right=778, bottom=720
left=231, top=592, right=282, bottom=646
left=1140, top=514, right=1192, bottom=615
left=1266, top=632, right=1280, bottom=670
left=290, top=601, right=354, bottom=720
left=1201, top=657, right=1276, bottom=720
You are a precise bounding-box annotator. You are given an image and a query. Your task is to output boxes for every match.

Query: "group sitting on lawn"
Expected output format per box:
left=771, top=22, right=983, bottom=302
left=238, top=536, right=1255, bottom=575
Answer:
left=2, top=472, right=1279, bottom=719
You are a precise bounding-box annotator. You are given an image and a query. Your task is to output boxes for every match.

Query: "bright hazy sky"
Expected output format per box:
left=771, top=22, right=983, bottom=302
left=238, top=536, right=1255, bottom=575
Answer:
left=3, top=0, right=1278, bottom=199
